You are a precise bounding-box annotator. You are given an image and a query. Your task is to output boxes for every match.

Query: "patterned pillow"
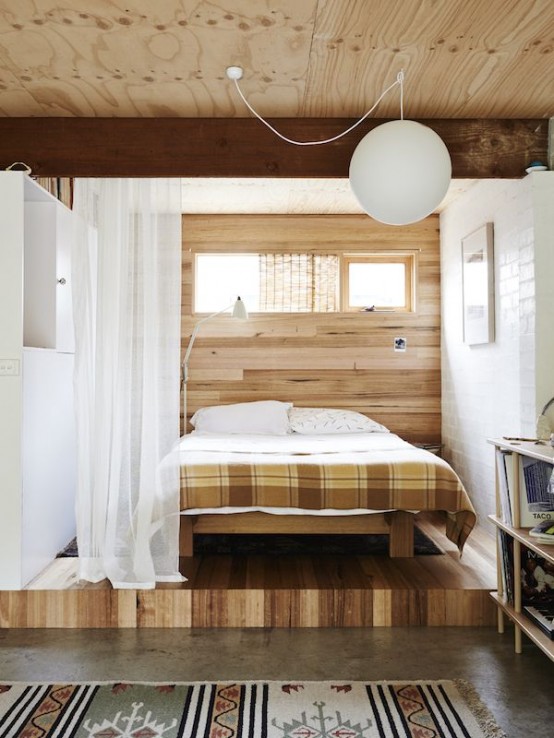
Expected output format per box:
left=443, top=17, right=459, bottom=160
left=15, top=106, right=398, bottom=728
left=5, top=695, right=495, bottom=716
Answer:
left=289, top=407, right=389, bottom=435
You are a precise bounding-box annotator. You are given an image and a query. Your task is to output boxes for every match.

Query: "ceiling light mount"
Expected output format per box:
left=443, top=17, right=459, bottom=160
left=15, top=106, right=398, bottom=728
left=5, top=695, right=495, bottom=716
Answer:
left=226, top=67, right=452, bottom=225
left=226, top=66, right=244, bottom=81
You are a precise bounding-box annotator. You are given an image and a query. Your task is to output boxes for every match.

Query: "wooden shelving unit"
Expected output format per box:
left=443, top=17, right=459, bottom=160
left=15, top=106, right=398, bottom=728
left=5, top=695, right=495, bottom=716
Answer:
left=488, top=438, right=554, bottom=661
left=490, top=593, right=554, bottom=659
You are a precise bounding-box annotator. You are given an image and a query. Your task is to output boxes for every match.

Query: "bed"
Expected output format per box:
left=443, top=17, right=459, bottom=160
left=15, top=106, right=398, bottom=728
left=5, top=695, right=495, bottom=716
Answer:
left=177, top=403, right=476, bottom=558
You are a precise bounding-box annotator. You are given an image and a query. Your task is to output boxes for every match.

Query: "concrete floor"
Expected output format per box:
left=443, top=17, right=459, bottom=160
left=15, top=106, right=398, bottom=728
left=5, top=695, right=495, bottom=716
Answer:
left=0, top=627, right=552, bottom=737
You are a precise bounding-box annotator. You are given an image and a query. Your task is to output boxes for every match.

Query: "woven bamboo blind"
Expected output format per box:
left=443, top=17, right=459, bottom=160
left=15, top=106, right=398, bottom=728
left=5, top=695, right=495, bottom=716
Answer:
left=259, top=253, right=338, bottom=312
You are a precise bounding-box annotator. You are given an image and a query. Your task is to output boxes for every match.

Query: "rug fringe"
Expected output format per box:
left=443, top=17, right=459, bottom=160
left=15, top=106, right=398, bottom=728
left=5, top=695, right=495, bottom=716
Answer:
left=454, top=679, right=507, bottom=738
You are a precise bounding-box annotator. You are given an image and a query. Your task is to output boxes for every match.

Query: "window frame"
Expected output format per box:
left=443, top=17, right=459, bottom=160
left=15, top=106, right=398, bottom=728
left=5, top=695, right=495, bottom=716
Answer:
left=340, top=252, right=417, bottom=313
left=192, top=250, right=417, bottom=315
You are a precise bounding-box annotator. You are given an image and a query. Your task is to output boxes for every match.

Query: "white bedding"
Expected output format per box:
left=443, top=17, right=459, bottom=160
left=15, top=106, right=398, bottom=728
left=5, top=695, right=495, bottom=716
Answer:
left=178, top=431, right=428, bottom=462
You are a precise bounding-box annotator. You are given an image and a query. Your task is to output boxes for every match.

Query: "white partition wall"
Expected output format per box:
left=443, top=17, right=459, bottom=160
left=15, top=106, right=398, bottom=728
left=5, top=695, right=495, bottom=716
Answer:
left=21, top=349, right=76, bottom=586
left=0, top=172, right=76, bottom=589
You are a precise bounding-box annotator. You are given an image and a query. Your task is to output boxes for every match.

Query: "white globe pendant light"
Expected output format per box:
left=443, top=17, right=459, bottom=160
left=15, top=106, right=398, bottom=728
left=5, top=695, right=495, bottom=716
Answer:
left=227, top=67, right=452, bottom=226
left=349, top=120, right=452, bottom=225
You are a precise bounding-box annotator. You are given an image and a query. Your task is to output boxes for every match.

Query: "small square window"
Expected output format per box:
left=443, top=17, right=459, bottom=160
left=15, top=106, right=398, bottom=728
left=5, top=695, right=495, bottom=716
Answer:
left=342, top=254, right=416, bottom=312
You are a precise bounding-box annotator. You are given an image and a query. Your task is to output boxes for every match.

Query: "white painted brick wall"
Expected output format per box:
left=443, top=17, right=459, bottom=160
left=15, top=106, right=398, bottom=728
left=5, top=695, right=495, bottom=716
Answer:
left=440, top=178, right=533, bottom=530
left=440, top=172, right=554, bottom=532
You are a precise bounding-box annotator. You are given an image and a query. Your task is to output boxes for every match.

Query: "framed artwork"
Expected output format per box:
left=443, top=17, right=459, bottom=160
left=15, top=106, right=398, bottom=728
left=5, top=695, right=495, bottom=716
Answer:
left=462, top=223, right=495, bottom=345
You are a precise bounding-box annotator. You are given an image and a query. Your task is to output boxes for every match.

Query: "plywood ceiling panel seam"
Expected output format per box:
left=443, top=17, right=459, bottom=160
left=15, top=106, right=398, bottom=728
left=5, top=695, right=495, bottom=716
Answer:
left=0, top=1, right=553, bottom=118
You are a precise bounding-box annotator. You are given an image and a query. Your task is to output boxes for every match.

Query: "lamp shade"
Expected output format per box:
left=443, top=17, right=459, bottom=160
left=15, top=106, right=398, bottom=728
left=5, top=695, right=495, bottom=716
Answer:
left=231, top=296, right=248, bottom=320
left=349, top=120, right=452, bottom=226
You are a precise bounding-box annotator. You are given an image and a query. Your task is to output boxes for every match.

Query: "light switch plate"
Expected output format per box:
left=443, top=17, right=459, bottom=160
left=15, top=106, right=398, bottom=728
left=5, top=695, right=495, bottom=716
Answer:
left=0, top=358, right=20, bottom=376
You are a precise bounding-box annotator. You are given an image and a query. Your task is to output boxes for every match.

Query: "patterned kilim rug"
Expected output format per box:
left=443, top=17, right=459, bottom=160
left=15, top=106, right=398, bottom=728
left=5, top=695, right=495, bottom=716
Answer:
left=0, top=680, right=505, bottom=738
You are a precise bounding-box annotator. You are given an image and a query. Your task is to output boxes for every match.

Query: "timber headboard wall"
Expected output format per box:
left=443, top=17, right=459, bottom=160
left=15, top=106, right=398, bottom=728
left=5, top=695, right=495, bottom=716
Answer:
left=182, top=214, right=440, bottom=444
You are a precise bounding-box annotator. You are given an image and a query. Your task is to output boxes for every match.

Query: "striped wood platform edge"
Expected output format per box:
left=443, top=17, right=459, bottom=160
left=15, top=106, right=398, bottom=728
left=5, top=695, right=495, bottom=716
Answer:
left=0, top=587, right=496, bottom=628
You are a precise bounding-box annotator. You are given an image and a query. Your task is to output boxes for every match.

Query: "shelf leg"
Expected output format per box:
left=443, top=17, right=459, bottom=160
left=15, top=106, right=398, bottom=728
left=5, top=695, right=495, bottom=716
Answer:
left=513, top=538, right=522, bottom=654
left=514, top=624, right=522, bottom=654
left=497, top=608, right=505, bottom=634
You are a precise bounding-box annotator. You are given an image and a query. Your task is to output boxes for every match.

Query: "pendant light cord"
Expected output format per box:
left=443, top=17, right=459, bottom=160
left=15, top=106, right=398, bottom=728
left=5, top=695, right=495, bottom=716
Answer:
left=399, top=69, right=404, bottom=120
left=231, top=69, right=405, bottom=146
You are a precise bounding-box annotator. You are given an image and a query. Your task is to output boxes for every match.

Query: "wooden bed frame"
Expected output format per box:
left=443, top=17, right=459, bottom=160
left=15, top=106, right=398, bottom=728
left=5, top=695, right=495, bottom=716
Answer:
left=179, top=509, right=415, bottom=558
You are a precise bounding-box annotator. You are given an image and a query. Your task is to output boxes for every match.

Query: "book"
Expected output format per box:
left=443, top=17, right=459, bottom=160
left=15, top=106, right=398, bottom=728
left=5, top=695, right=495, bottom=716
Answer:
left=498, top=529, right=514, bottom=604
left=523, top=603, right=554, bottom=640
left=496, top=449, right=513, bottom=525
left=529, top=520, right=554, bottom=544
left=503, top=453, right=554, bottom=527
left=33, top=176, right=73, bottom=209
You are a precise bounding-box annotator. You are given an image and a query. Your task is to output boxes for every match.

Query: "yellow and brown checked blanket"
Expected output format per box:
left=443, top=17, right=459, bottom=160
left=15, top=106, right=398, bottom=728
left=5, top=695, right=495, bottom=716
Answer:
left=178, top=433, right=476, bottom=551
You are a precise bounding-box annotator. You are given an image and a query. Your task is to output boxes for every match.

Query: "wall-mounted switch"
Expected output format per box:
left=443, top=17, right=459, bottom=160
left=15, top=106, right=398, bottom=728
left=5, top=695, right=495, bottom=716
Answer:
left=0, top=359, right=20, bottom=376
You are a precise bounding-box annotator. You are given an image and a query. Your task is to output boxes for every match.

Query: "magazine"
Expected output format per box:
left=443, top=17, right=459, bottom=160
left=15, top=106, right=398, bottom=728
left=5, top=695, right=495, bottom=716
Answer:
left=503, top=454, right=554, bottom=527
left=523, top=603, right=554, bottom=640
left=521, top=457, right=554, bottom=525
left=520, top=549, right=554, bottom=604
left=529, top=520, right=554, bottom=544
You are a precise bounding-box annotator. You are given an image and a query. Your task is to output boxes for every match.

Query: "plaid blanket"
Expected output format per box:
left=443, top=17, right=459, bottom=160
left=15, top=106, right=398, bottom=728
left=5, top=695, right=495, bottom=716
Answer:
left=178, top=435, right=476, bottom=551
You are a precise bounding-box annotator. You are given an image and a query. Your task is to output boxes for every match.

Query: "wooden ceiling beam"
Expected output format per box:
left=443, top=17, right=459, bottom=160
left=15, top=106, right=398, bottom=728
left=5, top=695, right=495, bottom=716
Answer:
left=0, top=118, right=547, bottom=178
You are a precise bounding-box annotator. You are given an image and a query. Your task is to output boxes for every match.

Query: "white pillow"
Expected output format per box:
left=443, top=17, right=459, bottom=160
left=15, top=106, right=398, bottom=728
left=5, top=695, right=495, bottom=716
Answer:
left=289, top=407, right=389, bottom=435
left=190, top=400, right=292, bottom=435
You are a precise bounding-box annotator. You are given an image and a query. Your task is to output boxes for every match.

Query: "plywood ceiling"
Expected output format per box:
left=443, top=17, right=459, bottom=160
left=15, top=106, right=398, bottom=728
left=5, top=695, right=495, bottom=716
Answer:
left=0, top=0, right=552, bottom=119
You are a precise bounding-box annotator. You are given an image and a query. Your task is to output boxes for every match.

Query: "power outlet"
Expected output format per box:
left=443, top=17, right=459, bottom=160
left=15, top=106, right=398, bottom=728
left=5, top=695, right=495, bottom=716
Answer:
left=0, top=359, right=20, bottom=376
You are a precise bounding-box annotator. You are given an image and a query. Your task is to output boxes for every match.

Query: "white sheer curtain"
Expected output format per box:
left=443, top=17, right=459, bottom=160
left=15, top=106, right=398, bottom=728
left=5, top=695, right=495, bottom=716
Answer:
left=72, top=178, right=184, bottom=588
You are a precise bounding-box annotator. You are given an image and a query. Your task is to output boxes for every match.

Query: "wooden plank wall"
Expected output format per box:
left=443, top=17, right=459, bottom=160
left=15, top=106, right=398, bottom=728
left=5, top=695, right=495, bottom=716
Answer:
left=182, top=214, right=440, bottom=444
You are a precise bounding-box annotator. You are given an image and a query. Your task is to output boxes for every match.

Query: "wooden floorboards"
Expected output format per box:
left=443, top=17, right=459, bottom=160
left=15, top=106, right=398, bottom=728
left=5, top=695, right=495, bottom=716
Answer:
left=0, top=514, right=497, bottom=628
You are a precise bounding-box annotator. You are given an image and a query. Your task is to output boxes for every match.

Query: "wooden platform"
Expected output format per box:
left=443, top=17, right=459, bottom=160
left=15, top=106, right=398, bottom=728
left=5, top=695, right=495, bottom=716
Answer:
left=0, top=514, right=497, bottom=628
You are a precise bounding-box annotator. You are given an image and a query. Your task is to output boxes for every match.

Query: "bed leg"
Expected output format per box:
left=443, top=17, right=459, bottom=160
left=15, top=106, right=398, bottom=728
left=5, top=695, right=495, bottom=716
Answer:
left=388, top=511, right=414, bottom=557
left=179, top=516, right=194, bottom=557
